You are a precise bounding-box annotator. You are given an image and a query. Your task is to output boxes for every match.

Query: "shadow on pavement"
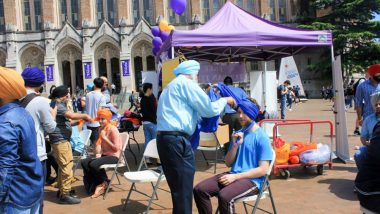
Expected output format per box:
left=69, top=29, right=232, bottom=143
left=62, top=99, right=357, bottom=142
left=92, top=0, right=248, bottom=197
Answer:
left=108, top=199, right=168, bottom=214
left=318, top=178, right=358, bottom=201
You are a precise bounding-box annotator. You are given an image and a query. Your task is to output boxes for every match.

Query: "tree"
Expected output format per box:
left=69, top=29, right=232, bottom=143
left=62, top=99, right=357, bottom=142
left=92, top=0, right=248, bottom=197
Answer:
left=296, top=0, right=380, bottom=76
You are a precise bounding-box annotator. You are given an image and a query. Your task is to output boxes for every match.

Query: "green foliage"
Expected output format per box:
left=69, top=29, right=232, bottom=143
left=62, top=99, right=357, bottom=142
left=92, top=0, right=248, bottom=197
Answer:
left=296, top=0, right=380, bottom=75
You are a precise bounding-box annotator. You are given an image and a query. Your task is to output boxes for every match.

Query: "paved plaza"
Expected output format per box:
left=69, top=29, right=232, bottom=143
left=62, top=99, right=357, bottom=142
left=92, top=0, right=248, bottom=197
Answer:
left=44, top=99, right=360, bottom=214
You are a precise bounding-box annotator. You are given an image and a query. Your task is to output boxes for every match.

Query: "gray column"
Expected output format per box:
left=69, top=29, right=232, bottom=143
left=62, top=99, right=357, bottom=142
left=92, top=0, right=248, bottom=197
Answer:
left=69, top=52, right=76, bottom=91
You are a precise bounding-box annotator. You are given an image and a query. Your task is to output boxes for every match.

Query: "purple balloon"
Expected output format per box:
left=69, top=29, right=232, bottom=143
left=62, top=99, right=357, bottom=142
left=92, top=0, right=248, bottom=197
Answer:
left=160, top=32, right=170, bottom=42
left=151, top=26, right=160, bottom=37
left=170, top=0, right=187, bottom=15
left=152, top=47, right=160, bottom=56
left=152, top=37, right=162, bottom=48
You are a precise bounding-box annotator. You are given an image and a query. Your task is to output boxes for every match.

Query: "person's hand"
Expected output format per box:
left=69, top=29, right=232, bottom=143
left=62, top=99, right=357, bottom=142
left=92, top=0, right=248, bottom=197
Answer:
left=232, top=132, right=244, bottom=146
left=85, top=115, right=93, bottom=122
left=225, top=97, right=236, bottom=108
left=218, top=174, right=238, bottom=186
left=357, top=117, right=363, bottom=126
left=95, top=153, right=101, bottom=158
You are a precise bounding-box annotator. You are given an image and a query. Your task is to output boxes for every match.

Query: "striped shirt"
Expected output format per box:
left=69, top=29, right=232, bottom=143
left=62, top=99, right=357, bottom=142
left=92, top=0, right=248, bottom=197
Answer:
left=355, top=80, right=380, bottom=119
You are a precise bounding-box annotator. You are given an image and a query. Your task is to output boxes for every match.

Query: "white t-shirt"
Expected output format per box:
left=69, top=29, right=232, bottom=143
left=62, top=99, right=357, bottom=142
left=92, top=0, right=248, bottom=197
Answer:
left=85, top=90, right=106, bottom=127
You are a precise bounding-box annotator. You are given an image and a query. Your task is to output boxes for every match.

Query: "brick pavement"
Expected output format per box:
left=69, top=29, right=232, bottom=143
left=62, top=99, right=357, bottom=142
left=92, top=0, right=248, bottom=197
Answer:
left=44, top=99, right=361, bottom=214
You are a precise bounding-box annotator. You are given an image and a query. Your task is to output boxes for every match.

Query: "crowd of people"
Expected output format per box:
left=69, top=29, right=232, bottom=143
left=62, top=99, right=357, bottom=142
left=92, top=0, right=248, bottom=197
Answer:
left=1, top=61, right=379, bottom=213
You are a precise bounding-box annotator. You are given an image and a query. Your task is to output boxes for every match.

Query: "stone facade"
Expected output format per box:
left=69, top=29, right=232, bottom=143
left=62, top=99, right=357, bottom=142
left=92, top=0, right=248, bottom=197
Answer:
left=0, top=0, right=326, bottom=96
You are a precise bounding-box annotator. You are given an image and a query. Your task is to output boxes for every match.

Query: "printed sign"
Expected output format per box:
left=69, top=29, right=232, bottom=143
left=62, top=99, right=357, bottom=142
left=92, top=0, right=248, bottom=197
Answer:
left=122, top=60, right=130, bottom=76
left=84, top=62, right=92, bottom=79
left=46, top=65, right=54, bottom=82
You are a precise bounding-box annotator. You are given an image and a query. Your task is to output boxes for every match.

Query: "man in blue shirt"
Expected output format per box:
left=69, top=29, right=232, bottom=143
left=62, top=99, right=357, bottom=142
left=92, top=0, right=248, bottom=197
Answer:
left=157, top=60, right=235, bottom=214
left=355, top=64, right=380, bottom=128
left=193, top=98, right=273, bottom=214
left=279, top=80, right=291, bottom=119
left=0, top=67, right=43, bottom=213
left=221, top=76, right=248, bottom=152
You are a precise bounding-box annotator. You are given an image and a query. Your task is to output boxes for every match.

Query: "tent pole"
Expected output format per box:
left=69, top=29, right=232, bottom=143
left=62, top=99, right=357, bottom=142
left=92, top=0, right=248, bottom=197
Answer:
left=171, top=47, right=175, bottom=59
left=263, top=61, right=267, bottom=109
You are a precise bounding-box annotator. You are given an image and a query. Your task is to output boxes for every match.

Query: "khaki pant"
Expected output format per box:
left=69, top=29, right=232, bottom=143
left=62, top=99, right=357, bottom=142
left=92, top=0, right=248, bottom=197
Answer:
left=51, top=141, right=73, bottom=194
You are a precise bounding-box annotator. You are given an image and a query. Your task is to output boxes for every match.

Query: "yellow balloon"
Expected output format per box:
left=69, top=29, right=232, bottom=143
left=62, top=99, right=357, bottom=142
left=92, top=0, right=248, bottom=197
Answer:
left=168, top=25, right=175, bottom=32
left=159, top=20, right=169, bottom=32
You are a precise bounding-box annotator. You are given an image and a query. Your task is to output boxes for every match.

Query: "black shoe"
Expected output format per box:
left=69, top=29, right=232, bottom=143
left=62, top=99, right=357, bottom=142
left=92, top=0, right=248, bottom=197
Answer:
left=59, top=194, right=81, bottom=204
left=57, top=190, right=78, bottom=198
left=354, top=129, right=361, bottom=136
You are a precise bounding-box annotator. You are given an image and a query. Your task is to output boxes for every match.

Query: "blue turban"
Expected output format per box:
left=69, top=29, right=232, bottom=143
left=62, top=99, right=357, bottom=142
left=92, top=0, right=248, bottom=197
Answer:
left=22, top=67, right=45, bottom=87
left=216, top=83, right=259, bottom=121
left=173, top=60, right=200, bottom=77
left=86, top=83, right=94, bottom=91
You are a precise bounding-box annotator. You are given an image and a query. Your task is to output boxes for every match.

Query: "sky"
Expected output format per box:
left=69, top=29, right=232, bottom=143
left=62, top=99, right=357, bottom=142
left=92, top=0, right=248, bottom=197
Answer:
left=374, top=13, right=380, bottom=21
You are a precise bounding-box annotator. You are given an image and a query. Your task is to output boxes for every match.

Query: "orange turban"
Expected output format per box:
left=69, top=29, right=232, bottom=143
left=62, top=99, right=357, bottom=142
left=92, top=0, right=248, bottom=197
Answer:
left=0, top=67, right=27, bottom=100
left=368, top=64, right=380, bottom=77
left=96, top=109, right=112, bottom=122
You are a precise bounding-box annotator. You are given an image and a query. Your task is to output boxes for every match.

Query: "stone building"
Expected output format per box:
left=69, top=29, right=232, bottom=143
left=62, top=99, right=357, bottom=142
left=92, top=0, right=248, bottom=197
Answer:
left=0, top=0, right=326, bottom=96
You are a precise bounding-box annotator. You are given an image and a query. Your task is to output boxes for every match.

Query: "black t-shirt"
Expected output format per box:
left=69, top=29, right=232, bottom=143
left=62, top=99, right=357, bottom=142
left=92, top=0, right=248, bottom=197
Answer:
left=49, top=102, right=72, bottom=143
left=140, top=94, right=157, bottom=124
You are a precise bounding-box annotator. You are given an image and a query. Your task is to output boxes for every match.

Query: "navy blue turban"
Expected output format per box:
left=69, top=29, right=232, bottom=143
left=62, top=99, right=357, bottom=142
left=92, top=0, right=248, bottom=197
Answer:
left=22, top=67, right=45, bottom=87
left=216, top=83, right=259, bottom=121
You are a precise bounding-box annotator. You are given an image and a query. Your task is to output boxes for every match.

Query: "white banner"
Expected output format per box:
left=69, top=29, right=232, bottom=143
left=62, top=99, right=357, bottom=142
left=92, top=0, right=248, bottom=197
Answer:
left=278, top=56, right=305, bottom=96
left=333, top=55, right=350, bottom=162
left=142, top=71, right=159, bottom=97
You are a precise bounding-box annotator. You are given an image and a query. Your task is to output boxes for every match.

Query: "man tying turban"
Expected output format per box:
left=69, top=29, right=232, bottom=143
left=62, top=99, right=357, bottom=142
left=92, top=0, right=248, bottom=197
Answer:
left=81, top=108, right=122, bottom=198
left=21, top=67, right=57, bottom=213
left=0, top=67, right=44, bottom=213
left=156, top=60, right=236, bottom=214
left=193, top=98, right=273, bottom=214
left=355, top=64, right=380, bottom=138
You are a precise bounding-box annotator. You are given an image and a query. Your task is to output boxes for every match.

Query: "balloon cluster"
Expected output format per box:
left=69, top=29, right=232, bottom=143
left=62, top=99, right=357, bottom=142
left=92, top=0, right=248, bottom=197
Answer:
left=151, top=20, right=175, bottom=56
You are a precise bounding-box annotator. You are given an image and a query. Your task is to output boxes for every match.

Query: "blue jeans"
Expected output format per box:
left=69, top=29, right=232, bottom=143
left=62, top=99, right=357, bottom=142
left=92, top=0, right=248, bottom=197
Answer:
left=280, top=98, right=286, bottom=119
left=0, top=202, right=40, bottom=214
left=354, top=146, right=368, bottom=171
left=40, top=161, right=46, bottom=214
left=143, top=122, right=157, bottom=148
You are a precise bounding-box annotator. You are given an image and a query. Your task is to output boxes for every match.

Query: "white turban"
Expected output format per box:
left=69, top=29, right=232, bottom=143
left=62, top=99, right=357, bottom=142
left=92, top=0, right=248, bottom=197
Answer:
left=173, top=60, right=200, bottom=77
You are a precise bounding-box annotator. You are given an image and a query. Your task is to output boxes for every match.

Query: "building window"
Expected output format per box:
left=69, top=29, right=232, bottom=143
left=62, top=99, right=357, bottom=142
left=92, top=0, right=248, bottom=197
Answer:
left=0, top=0, right=5, bottom=32
left=96, top=0, right=104, bottom=24
left=236, top=0, right=243, bottom=8
left=132, top=0, right=140, bottom=24
left=107, top=0, right=117, bottom=25
left=269, top=0, right=275, bottom=21
left=202, top=0, right=224, bottom=22
left=22, top=0, right=32, bottom=30
left=143, top=0, right=154, bottom=24
left=59, top=0, right=80, bottom=28
left=71, top=0, right=80, bottom=27
left=246, top=0, right=255, bottom=14
left=34, top=0, right=42, bottom=30
left=167, top=0, right=187, bottom=24
left=278, top=0, right=286, bottom=22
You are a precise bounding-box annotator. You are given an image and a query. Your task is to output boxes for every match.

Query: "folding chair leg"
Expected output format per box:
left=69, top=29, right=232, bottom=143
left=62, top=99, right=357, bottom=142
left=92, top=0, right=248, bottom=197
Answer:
left=150, top=182, right=158, bottom=200
left=132, top=132, right=141, bottom=153
left=201, top=150, right=209, bottom=166
left=103, top=169, right=118, bottom=200
left=116, top=173, right=121, bottom=185
left=123, top=183, right=135, bottom=211
left=241, top=202, right=247, bottom=214
left=146, top=176, right=163, bottom=214
left=267, top=185, right=277, bottom=214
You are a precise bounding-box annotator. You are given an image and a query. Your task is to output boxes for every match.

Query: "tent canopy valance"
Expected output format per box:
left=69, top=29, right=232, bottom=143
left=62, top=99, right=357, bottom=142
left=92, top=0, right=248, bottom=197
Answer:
left=159, top=1, right=332, bottom=62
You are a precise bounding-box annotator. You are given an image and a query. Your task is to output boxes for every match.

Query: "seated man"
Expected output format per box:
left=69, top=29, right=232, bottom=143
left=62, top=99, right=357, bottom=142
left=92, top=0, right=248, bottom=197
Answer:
left=355, top=91, right=380, bottom=170
left=193, top=99, right=273, bottom=214
left=355, top=122, right=380, bottom=213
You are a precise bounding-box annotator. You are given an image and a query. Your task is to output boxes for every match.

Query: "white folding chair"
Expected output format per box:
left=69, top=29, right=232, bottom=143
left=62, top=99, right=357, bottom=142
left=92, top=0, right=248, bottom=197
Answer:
left=100, top=132, right=130, bottom=199
left=122, top=139, right=166, bottom=213
left=235, top=149, right=277, bottom=214
left=198, top=131, right=224, bottom=174
left=72, top=129, right=92, bottom=175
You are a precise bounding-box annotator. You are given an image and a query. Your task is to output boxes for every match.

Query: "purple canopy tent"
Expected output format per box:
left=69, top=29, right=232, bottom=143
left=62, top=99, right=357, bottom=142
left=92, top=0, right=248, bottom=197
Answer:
left=158, top=1, right=332, bottom=62
left=158, top=1, right=349, bottom=162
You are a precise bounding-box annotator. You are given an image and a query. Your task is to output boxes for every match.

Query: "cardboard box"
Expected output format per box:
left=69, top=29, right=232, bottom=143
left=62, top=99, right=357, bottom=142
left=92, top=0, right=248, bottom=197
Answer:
left=199, top=123, right=230, bottom=147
